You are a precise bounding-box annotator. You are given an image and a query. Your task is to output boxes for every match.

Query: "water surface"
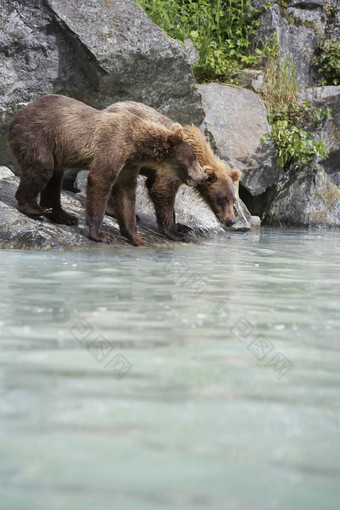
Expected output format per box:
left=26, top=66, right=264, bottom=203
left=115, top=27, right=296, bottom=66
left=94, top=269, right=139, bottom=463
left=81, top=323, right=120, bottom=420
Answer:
left=0, top=228, right=340, bottom=509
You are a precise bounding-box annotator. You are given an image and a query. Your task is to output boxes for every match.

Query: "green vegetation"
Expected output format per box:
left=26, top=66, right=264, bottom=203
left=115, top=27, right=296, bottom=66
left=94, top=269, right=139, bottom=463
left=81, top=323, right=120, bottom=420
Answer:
left=260, top=37, right=330, bottom=168
left=313, top=3, right=340, bottom=86
left=136, top=1, right=331, bottom=168
left=259, top=36, right=298, bottom=107
left=136, top=0, right=271, bottom=82
left=314, top=37, right=340, bottom=86
left=262, top=107, right=329, bottom=168
left=276, top=0, right=291, bottom=18
left=277, top=0, right=290, bottom=8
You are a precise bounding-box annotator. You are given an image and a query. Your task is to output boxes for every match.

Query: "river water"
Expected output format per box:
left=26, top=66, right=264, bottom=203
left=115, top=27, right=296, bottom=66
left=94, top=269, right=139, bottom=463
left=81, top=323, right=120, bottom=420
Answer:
left=0, top=228, right=339, bottom=510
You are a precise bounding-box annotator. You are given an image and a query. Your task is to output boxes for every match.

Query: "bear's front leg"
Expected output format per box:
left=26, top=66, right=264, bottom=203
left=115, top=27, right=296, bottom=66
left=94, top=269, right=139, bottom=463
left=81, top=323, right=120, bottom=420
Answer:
left=175, top=223, right=193, bottom=235
left=110, top=166, right=147, bottom=246
left=86, top=171, right=116, bottom=243
left=145, top=172, right=191, bottom=241
left=160, top=221, right=192, bottom=242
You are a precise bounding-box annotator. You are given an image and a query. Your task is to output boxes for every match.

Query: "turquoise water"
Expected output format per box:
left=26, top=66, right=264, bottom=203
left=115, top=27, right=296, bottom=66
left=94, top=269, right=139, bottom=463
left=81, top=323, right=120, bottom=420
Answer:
left=0, top=228, right=340, bottom=509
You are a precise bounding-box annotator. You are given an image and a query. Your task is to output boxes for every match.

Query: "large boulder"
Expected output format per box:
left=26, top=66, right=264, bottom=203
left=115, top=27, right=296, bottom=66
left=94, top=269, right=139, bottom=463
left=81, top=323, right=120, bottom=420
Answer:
left=0, top=168, right=235, bottom=251
left=0, top=0, right=204, bottom=169
left=253, top=0, right=340, bottom=88
left=198, top=81, right=340, bottom=228
left=264, top=86, right=340, bottom=227
left=264, top=161, right=340, bottom=227
left=199, top=83, right=279, bottom=196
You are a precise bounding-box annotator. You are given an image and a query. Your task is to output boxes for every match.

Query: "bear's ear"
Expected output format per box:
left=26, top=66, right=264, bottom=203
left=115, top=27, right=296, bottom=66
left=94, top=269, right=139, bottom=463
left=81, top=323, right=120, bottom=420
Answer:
left=228, top=168, right=242, bottom=182
left=203, top=165, right=217, bottom=183
left=167, top=123, right=184, bottom=147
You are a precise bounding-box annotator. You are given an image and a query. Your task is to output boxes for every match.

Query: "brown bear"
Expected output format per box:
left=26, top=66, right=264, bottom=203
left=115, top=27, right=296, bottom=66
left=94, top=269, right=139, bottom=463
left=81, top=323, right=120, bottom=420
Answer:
left=7, top=95, right=207, bottom=245
left=105, top=101, right=241, bottom=241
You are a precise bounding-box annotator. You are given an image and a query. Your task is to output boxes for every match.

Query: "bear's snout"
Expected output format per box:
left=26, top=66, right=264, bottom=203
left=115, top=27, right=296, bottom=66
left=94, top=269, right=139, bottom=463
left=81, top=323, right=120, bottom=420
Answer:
left=225, top=218, right=236, bottom=227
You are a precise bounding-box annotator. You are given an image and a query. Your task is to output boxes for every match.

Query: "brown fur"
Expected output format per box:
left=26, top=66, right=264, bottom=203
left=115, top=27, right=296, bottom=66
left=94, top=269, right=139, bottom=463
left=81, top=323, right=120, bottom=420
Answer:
left=8, top=95, right=205, bottom=245
left=105, top=102, right=241, bottom=241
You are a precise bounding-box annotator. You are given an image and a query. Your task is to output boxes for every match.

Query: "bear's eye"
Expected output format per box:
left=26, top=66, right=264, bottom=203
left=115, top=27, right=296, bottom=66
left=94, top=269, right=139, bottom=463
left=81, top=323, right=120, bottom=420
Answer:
left=190, top=155, right=197, bottom=164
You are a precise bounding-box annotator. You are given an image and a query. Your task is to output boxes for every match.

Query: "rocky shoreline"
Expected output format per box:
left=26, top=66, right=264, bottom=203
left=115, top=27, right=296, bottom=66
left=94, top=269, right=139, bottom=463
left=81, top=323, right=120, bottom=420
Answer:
left=0, top=0, right=339, bottom=252
left=1, top=167, right=261, bottom=251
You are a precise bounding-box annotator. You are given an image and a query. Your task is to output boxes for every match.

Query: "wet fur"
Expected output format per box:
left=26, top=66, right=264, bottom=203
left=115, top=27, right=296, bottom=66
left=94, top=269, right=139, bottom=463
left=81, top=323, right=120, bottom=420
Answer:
left=8, top=95, right=204, bottom=245
left=105, top=101, right=241, bottom=241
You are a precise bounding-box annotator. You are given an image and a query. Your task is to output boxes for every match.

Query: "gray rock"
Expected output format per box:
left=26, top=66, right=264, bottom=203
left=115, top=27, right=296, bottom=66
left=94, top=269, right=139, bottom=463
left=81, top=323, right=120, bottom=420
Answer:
left=198, top=80, right=339, bottom=228
left=300, top=85, right=340, bottom=174
left=231, top=194, right=253, bottom=232
left=183, top=39, right=200, bottom=66
left=0, top=0, right=204, bottom=169
left=289, top=0, right=339, bottom=9
left=74, top=170, right=89, bottom=193
left=250, top=216, right=261, bottom=228
left=256, top=4, right=318, bottom=88
left=0, top=168, right=177, bottom=250
left=300, top=85, right=340, bottom=101
left=198, top=81, right=339, bottom=229
left=0, top=168, right=236, bottom=251
left=0, top=166, right=15, bottom=180
left=138, top=176, right=235, bottom=237
left=254, top=0, right=339, bottom=88
left=236, top=69, right=265, bottom=92
left=74, top=169, right=246, bottom=237
left=252, top=73, right=265, bottom=94
left=265, top=86, right=340, bottom=227
left=251, top=0, right=274, bottom=8
left=264, top=161, right=340, bottom=227
left=199, top=83, right=280, bottom=195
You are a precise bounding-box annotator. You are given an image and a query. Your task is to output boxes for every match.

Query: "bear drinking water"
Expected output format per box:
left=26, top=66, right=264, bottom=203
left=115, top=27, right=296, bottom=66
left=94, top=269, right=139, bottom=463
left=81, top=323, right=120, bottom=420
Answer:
left=105, top=101, right=241, bottom=241
left=8, top=95, right=206, bottom=245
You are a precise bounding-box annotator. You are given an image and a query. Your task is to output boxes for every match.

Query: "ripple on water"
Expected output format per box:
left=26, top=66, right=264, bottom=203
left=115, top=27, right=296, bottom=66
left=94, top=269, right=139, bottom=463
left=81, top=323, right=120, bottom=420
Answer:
left=0, top=228, right=340, bottom=509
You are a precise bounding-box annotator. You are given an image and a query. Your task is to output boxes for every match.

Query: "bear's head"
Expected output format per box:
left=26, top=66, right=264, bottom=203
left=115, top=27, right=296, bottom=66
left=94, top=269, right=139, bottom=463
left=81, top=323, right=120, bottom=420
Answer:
left=198, top=163, right=242, bottom=227
left=154, top=124, right=207, bottom=186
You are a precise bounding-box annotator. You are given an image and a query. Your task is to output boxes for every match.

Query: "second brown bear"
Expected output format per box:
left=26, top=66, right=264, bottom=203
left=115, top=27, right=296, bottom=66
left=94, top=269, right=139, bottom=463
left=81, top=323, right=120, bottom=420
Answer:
left=105, top=101, right=241, bottom=241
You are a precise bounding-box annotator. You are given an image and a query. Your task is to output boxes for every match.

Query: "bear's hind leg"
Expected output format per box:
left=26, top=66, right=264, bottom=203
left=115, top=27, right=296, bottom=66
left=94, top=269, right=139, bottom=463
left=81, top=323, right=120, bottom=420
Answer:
left=15, top=165, right=54, bottom=217
left=40, top=171, right=78, bottom=226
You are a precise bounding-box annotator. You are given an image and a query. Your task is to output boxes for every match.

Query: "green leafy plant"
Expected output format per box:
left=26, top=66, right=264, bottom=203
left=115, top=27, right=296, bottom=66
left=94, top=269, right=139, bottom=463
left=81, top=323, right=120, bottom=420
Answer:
left=268, top=100, right=331, bottom=127
left=314, top=37, right=340, bottom=86
left=260, top=35, right=330, bottom=168
left=261, top=121, right=328, bottom=168
left=136, top=0, right=272, bottom=82
left=136, top=2, right=330, bottom=169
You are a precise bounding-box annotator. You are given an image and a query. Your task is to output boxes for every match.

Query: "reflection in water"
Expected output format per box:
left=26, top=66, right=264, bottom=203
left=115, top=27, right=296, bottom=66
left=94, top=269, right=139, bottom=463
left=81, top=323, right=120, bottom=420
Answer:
left=0, top=228, right=340, bottom=509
